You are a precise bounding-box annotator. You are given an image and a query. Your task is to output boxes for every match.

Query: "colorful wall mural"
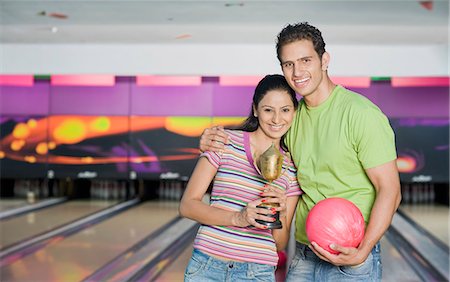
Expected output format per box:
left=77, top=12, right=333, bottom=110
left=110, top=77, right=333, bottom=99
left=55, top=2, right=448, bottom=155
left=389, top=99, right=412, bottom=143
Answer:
left=0, top=76, right=448, bottom=182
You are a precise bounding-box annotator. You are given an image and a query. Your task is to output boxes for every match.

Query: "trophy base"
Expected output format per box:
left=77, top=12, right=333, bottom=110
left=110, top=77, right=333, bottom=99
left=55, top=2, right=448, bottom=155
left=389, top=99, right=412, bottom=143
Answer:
left=255, top=206, right=283, bottom=229
left=256, top=219, right=282, bottom=229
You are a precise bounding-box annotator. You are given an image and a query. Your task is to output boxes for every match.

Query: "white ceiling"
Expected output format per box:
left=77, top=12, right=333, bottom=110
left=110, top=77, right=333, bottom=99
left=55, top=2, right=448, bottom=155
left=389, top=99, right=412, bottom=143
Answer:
left=1, top=0, right=448, bottom=76
left=1, top=0, right=448, bottom=45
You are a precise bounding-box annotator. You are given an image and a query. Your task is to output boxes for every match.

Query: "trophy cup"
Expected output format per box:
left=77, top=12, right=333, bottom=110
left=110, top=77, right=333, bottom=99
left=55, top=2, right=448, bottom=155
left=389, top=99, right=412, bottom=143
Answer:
left=254, top=143, right=284, bottom=229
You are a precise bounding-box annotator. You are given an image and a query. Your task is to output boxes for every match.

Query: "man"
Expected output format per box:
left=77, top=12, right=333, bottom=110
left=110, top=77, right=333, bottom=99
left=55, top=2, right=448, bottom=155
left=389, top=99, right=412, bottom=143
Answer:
left=200, top=22, right=401, bottom=281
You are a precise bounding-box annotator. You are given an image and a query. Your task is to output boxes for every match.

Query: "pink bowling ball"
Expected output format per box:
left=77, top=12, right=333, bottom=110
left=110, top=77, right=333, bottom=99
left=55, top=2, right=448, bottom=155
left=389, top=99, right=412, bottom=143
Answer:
left=306, top=197, right=365, bottom=254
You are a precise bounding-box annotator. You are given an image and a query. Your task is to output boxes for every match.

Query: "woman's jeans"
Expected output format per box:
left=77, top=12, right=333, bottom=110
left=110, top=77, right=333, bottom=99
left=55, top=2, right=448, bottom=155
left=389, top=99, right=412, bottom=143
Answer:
left=286, top=242, right=382, bottom=282
left=184, top=248, right=276, bottom=282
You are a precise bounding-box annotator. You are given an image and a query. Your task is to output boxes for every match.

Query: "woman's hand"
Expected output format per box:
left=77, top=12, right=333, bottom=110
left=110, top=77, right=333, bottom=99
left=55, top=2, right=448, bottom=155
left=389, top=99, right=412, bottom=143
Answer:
left=260, top=185, right=288, bottom=218
left=266, top=185, right=296, bottom=251
left=232, top=198, right=277, bottom=229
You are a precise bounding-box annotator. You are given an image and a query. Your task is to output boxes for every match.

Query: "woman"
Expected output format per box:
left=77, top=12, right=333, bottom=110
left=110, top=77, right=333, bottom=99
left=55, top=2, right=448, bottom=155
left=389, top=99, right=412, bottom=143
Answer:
left=179, top=74, right=302, bottom=281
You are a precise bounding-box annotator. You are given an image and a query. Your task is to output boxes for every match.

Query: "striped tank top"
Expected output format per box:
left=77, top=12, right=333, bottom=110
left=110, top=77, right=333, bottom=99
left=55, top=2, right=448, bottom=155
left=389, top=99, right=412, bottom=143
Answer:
left=193, top=130, right=302, bottom=266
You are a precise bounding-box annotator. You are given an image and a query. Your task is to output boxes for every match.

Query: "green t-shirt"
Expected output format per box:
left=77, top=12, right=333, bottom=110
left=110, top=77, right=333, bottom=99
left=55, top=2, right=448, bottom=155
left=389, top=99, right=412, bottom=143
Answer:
left=285, top=85, right=397, bottom=244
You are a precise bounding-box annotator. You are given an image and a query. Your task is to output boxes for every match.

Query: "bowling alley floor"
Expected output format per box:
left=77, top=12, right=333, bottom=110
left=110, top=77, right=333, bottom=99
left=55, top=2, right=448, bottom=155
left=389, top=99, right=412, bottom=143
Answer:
left=0, top=199, right=29, bottom=212
left=0, top=199, right=180, bottom=281
left=156, top=202, right=450, bottom=282
left=1, top=198, right=448, bottom=282
left=399, top=203, right=449, bottom=246
left=1, top=199, right=118, bottom=248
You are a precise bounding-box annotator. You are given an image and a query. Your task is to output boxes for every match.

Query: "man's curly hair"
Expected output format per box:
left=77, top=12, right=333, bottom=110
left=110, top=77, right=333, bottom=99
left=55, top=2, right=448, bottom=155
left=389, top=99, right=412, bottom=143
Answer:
left=276, top=22, right=326, bottom=63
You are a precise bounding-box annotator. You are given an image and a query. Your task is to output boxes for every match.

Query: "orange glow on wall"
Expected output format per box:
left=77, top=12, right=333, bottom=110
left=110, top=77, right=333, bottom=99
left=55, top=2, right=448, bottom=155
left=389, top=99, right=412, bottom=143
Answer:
left=1, top=116, right=205, bottom=167
left=48, top=142, right=56, bottom=150
left=130, top=157, right=143, bottom=163
left=81, top=157, right=94, bottom=163
left=396, top=156, right=417, bottom=173
left=35, top=142, right=49, bottom=155
left=13, top=123, right=31, bottom=139
left=11, top=140, right=26, bottom=151
left=27, top=119, right=38, bottom=128
left=24, top=155, right=37, bottom=163
left=53, top=118, right=88, bottom=144
left=391, top=77, right=450, bottom=87
left=0, top=75, right=34, bottom=86
left=51, top=75, right=115, bottom=86
left=136, top=76, right=202, bottom=86
left=89, top=117, right=111, bottom=132
left=165, top=117, right=211, bottom=137
left=211, top=117, right=246, bottom=127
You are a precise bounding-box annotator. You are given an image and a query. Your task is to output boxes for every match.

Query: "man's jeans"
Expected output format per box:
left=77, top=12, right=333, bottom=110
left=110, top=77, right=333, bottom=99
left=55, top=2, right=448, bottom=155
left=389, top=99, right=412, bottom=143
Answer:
left=286, top=242, right=382, bottom=282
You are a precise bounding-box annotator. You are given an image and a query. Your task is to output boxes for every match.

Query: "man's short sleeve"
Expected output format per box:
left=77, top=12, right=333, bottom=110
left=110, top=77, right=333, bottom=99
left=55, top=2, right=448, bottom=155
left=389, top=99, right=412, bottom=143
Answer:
left=353, top=108, right=397, bottom=169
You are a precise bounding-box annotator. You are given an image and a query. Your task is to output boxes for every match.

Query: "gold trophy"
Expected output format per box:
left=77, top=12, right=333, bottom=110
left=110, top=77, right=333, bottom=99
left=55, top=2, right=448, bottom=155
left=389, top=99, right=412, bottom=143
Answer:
left=254, top=143, right=284, bottom=229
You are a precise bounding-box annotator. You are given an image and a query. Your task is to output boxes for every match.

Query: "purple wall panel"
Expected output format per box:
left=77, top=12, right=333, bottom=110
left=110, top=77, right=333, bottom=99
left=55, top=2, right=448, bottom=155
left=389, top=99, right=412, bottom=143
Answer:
left=50, top=79, right=130, bottom=115
left=351, top=82, right=449, bottom=118
left=377, top=85, right=449, bottom=118
left=1, top=78, right=448, bottom=118
left=349, top=86, right=380, bottom=106
left=212, top=85, right=254, bottom=116
left=131, top=85, right=213, bottom=116
left=0, top=82, right=49, bottom=115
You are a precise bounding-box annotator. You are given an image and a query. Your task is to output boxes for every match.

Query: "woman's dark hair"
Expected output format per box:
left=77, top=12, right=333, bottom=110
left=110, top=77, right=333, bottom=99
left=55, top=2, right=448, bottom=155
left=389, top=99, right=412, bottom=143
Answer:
left=227, top=74, right=298, bottom=150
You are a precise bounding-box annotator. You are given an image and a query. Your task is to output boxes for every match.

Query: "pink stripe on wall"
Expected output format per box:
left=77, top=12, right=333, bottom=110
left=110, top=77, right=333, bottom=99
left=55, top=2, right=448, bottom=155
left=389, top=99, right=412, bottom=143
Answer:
left=219, top=76, right=371, bottom=88
left=0, top=75, right=34, bottom=86
left=391, top=77, right=450, bottom=87
left=331, top=77, right=371, bottom=88
left=51, top=75, right=115, bottom=86
left=219, top=76, right=265, bottom=86
left=136, top=76, right=202, bottom=86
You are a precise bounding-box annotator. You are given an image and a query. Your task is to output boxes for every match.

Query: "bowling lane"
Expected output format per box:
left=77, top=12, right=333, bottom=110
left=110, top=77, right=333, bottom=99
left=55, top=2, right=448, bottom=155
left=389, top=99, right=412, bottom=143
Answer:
left=0, top=200, right=180, bottom=282
left=380, top=236, right=421, bottom=281
left=0, top=199, right=119, bottom=248
left=155, top=243, right=193, bottom=282
left=0, top=199, right=30, bottom=212
left=0, top=198, right=65, bottom=213
left=399, top=203, right=449, bottom=246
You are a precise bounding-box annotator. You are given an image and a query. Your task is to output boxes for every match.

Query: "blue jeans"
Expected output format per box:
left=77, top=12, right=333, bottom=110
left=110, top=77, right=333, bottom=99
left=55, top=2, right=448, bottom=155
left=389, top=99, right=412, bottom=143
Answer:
left=286, top=242, right=382, bottom=282
left=184, top=248, right=276, bottom=282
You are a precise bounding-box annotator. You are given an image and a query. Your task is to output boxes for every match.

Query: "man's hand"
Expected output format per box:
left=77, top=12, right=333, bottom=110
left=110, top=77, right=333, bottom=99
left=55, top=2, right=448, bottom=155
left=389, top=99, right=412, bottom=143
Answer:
left=309, top=242, right=369, bottom=267
left=199, top=126, right=229, bottom=152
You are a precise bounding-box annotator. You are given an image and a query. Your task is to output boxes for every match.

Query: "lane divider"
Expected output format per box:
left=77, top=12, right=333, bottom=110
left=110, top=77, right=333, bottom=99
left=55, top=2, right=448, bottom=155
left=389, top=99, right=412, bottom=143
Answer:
left=83, top=217, right=198, bottom=282
left=0, top=197, right=67, bottom=220
left=132, top=222, right=198, bottom=281
left=0, top=198, right=140, bottom=267
left=386, top=211, right=449, bottom=281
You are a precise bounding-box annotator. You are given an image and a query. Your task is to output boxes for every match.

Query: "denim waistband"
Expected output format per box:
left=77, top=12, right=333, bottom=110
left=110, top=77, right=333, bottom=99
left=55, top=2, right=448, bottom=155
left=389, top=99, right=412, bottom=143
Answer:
left=295, top=241, right=381, bottom=257
left=193, top=248, right=275, bottom=270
